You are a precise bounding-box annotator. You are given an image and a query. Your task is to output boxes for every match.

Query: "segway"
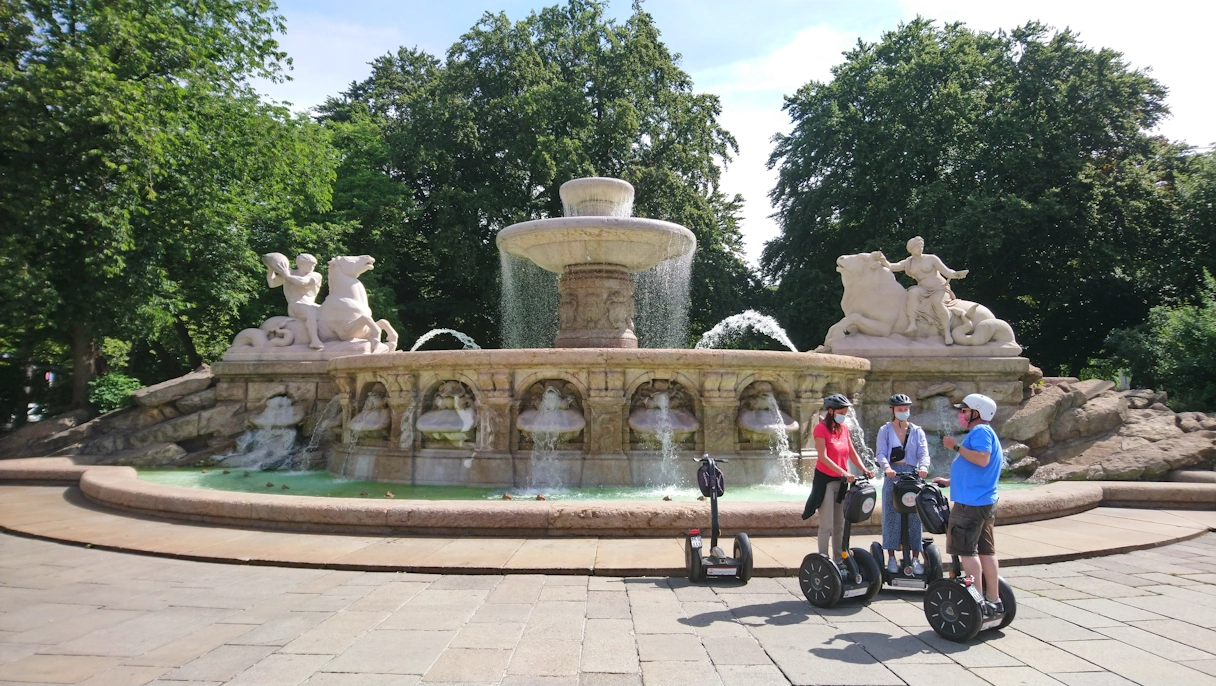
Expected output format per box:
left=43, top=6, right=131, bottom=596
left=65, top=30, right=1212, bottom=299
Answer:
left=798, top=476, right=882, bottom=607
left=870, top=474, right=943, bottom=590
left=920, top=482, right=1017, bottom=641
left=685, top=455, right=753, bottom=582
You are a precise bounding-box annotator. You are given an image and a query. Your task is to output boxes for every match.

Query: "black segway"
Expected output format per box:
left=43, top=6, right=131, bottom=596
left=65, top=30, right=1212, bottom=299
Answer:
left=920, top=482, right=1017, bottom=641
left=685, top=455, right=753, bottom=582
left=870, top=474, right=943, bottom=591
left=798, top=477, right=882, bottom=607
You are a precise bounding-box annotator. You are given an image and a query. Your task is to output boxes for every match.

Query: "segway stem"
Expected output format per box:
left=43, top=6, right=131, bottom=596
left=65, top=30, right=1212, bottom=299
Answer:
left=710, top=489, right=720, bottom=550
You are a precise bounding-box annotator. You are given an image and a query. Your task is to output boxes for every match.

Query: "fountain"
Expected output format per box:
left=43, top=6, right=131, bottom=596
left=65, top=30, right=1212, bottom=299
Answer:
left=696, top=310, right=798, bottom=352
left=218, top=396, right=304, bottom=469
left=409, top=329, right=481, bottom=352
left=210, top=177, right=871, bottom=489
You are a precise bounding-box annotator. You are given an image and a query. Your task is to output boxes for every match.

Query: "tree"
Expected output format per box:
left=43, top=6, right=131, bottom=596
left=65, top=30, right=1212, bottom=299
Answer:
left=318, top=0, right=761, bottom=348
left=764, top=19, right=1191, bottom=373
left=0, top=0, right=340, bottom=414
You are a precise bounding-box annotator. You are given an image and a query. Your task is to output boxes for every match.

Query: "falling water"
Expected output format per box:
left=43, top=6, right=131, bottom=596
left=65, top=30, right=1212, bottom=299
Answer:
left=695, top=310, right=798, bottom=352
left=409, top=329, right=481, bottom=352
left=499, top=253, right=559, bottom=348
left=528, top=388, right=564, bottom=489
left=843, top=406, right=878, bottom=473
left=640, top=392, right=683, bottom=487
left=293, top=396, right=341, bottom=470
left=764, top=395, right=799, bottom=483
left=338, top=392, right=383, bottom=478
left=219, top=396, right=299, bottom=470
left=633, top=252, right=694, bottom=348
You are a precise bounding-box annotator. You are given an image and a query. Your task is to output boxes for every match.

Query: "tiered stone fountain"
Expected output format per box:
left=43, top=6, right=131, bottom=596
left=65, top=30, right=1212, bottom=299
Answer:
left=304, top=178, right=870, bottom=488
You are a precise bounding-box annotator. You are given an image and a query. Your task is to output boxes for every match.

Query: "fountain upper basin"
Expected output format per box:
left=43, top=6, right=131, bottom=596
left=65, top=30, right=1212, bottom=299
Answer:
left=496, top=216, right=696, bottom=273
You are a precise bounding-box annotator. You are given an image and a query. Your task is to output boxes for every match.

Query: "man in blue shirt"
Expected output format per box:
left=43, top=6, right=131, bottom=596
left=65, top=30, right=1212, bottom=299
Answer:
left=933, top=393, right=1004, bottom=615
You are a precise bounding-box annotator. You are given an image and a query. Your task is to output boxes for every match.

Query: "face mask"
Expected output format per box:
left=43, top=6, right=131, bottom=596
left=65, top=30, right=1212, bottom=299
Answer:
left=835, top=412, right=848, bottom=424
left=895, top=411, right=910, bottom=421
left=958, top=411, right=971, bottom=428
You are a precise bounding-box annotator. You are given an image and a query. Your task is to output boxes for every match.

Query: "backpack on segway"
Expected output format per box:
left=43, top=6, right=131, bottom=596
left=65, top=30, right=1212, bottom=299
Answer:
left=919, top=482, right=1017, bottom=642
left=685, top=455, right=753, bottom=582
left=798, top=477, right=882, bottom=607
left=869, top=473, right=944, bottom=590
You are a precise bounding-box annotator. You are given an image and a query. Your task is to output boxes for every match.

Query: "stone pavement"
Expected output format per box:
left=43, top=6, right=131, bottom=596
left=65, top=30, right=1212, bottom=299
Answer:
left=2, top=532, right=1216, bottom=686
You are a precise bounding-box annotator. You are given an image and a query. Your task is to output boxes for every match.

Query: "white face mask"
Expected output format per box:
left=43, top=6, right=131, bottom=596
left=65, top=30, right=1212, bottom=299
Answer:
left=894, top=411, right=911, bottom=421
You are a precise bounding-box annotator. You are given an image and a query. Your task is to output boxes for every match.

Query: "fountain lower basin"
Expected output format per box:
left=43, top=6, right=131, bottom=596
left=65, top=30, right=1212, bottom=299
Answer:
left=315, top=348, right=870, bottom=488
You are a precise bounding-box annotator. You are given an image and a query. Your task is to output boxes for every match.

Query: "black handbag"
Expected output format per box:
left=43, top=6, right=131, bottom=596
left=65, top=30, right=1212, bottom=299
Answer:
left=916, top=483, right=950, bottom=534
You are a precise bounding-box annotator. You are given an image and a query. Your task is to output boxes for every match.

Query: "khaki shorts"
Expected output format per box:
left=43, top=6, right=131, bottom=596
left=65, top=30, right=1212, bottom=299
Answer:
left=946, top=502, right=996, bottom=556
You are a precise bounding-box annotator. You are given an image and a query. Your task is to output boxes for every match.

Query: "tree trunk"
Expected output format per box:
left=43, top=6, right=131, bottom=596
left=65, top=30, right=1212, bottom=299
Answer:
left=174, top=319, right=204, bottom=370
left=71, top=324, right=97, bottom=409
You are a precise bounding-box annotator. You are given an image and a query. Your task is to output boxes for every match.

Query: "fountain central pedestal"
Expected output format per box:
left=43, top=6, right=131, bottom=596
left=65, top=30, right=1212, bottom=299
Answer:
left=556, top=263, right=637, bottom=348
left=496, top=177, right=696, bottom=349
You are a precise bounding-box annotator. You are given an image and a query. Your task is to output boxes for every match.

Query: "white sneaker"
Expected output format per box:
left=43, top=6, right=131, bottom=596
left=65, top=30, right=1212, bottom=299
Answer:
left=886, top=557, right=898, bottom=574
left=912, top=559, right=924, bottom=575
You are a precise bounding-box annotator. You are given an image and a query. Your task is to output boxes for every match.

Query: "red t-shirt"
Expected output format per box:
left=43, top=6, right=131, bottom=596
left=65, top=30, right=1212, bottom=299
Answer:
left=813, top=420, right=852, bottom=476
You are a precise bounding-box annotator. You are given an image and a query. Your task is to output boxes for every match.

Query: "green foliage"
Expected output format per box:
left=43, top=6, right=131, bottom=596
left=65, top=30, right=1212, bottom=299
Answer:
left=1105, top=271, right=1216, bottom=411
left=87, top=373, right=143, bottom=414
left=0, top=0, right=342, bottom=411
left=764, top=19, right=1203, bottom=372
left=317, top=0, right=762, bottom=346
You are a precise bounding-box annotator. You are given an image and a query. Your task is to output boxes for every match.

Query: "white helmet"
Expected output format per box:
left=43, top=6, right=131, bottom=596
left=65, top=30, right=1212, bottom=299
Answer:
left=955, top=393, right=997, bottom=421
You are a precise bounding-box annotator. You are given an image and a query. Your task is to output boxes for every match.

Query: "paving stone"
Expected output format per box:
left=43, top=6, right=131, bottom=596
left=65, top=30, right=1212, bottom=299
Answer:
left=540, top=585, right=588, bottom=602
left=346, top=583, right=428, bottom=612
left=637, top=633, right=708, bottom=662
left=280, top=611, right=390, bottom=654
left=0, top=602, right=101, bottom=632
left=1013, top=618, right=1105, bottom=643
left=765, top=646, right=903, bottom=686
left=679, top=602, right=749, bottom=637
left=1036, top=589, right=1099, bottom=600
left=1051, top=673, right=1139, bottom=686
left=43, top=606, right=230, bottom=657
left=0, top=654, right=121, bottom=683
left=78, top=664, right=171, bottom=685
left=322, top=630, right=455, bottom=675
left=986, top=628, right=1101, bottom=673
left=1114, top=594, right=1216, bottom=628
left=217, top=594, right=319, bottom=625
left=640, top=661, right=723, bottom=686
left=228, top=611, right=333, bottom=646
left=501, top=676, right=577, bottom=686
left=1094, top=625, right=1214, bottom=661
left=587, top=592, right=631, bottom=619
left=888, top=663, right=989, bottom=686
left=449, top=621, right=524, bottom=649
left=428, top=575, right=503, bottom=591
left=303, top=674, right=417, bottom=686
left=486, top=576, right=544, bottom=604
left=469, top=602, right=533, bottom=624
left=1127, top=618, right=1216, bottom=654
left=715, top=664, right=789, bottom=686
left=840, top=622, right=952, bottom=664
left=508, top=639, right=581, bottom=676
left=422, top=648, right=511, bottom=683
left=125, top=622, right=255, bottom=667
left=227, top=653, right=334, bottom=686
left=1056, top=639, right=1216, bottom=686
left=1083, top=569, right=1158, bottom=588
left=4, top=608, right=144, bottom=645
left=1184, top=660, right=1216, bottom=677
left=580, top=619, right=638, bottom=674
left=1018, top=597, right=1125, bottom=628
left=290, top=572, right=362, bottom=595
left=1049, top=576, right=1153, bottom=599
left=580, top=673, right=640, bottom=686
left=165, top=645, right=277, bottom=682
left=970, top=666, right=1069, bottom=685
left=914, top=630, right=1024, bottom=668
left=701, top=636, right=772, bottom=665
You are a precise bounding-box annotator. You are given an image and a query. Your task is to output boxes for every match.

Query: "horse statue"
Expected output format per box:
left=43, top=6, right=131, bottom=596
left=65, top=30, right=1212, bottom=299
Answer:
left=225, top=253, right=398, bottom=358
left=821, top=251, right=1017, bottom=353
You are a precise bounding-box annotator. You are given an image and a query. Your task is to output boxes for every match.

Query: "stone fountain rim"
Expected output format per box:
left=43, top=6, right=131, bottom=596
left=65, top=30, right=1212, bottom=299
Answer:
left=326, top=348, right=872, bottom=373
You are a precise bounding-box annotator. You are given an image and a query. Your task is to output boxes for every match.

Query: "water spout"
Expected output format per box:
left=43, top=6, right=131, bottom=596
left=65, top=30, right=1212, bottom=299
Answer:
left=409, top=329, right=481, bottom=352
left=764, top=394, right=799, bottom=484
left=695, top=310, right=798, bottom=351
left=219, top=396, right=301, bottom=469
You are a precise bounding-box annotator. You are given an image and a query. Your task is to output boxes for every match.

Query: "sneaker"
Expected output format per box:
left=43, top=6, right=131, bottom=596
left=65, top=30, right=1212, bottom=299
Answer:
left=990, top=599, right=1004, bottom=616
left=886, top=557, right=898, bottom=574
left=911, top=559, right=924, bottom=576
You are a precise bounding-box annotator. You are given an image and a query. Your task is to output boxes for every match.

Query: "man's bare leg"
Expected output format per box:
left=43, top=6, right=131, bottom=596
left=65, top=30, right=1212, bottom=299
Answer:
left=306, top=315, right=324, bottom=350
left=980, top=554, right=1000, bottom=602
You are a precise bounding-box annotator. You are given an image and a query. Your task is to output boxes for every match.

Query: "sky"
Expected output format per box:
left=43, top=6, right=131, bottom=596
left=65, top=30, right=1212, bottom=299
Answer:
left=258, top=1, right=1216, bottom=266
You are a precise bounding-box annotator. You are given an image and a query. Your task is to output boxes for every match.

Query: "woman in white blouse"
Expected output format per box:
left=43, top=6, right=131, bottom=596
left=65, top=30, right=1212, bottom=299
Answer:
left=875, top=393, right=931, bottom=574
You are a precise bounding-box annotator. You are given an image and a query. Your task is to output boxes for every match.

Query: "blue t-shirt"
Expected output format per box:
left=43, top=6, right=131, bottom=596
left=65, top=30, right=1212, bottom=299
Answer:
left=950, top=423, right=1002, bottom=506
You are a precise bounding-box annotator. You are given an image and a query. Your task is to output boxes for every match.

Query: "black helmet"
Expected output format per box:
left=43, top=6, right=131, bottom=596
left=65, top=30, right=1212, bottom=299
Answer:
left=888, top=393, right=912, bottom=407
left=823, top=393, right=852, bottom=409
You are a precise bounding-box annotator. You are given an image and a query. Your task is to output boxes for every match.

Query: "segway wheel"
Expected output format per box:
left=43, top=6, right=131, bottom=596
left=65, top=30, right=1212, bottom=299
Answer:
left=734, top=533, right=753, bottom=582
left=852, top=547, right=883, bottom=601
left=799, top=554, right=842, bottom=608
left=869, top=541, right=887, bottom=583
left=685, top=536, right=705, bottom=582
left=923, top=542, right=944, bottom=583
left=997, top=577, right=1017, bottom=629
left=924, top=579, right=983, bottom=642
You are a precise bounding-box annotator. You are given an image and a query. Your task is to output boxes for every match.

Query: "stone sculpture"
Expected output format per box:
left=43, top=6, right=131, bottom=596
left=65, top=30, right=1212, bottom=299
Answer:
left=225, top=253, right=399, bottom=360
left=628, top=380, right=699, bottom=444
left=736, top=382, right=799, bottom=444
left=820, top=244, right=1020, bottom=357
left=416, top=381, right=478, bottom=446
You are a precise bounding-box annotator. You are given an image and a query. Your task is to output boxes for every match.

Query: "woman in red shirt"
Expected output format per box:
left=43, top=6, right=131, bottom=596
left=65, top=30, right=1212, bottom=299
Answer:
left=801, top=393, right=874, bottom=560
